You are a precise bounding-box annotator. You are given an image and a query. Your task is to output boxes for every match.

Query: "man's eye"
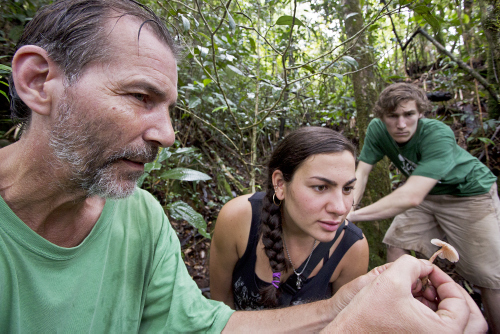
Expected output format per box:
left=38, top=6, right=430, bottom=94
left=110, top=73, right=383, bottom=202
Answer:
left=132, top=93, right=147, bottom=102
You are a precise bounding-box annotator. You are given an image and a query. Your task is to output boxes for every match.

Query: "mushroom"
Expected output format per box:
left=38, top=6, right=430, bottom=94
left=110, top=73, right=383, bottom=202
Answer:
left=428, top=239, right=459, bottom=263
left=421, top=239, right=459, bottom=290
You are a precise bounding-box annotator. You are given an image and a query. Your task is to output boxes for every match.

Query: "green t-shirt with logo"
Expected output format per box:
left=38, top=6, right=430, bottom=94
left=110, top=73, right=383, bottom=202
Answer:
left=0, top=188, right=234, bottom=333
left=359, top=118, right=496, bottom=196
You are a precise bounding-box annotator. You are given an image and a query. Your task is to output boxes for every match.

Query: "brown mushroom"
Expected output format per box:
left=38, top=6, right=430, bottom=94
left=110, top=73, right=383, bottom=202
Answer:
left=421, top=239, right=459, bottom=290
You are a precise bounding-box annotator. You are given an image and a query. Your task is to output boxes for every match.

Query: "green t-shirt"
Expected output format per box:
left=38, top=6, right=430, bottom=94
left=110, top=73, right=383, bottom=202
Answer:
left=0, top=189, right=233, bottom=333
left=359, top=118, right=496, bottom=196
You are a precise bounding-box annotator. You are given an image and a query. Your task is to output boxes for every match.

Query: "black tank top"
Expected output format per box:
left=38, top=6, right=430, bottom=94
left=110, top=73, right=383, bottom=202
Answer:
left=232, top=192, right=364, bottom=310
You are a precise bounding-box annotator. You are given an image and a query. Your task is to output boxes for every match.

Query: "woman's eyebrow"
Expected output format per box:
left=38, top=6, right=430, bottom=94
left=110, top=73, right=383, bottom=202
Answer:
left=310, top=176, right=336, bottom=185
left=310, top=176, right=357, bottom=186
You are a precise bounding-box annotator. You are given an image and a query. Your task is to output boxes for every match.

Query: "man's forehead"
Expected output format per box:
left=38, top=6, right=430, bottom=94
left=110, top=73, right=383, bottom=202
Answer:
left=104, top=15, right=174, bottom=57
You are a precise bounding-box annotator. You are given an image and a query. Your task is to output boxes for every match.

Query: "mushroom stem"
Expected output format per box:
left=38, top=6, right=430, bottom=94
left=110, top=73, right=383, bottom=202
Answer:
left=421, top=249, right=443, bottom=289
left=428, top=249, right=443, bottom=264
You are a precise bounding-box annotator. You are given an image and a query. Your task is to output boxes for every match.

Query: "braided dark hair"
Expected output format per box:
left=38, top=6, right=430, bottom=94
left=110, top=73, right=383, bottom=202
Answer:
left=259, top=126, right=356, bottom=307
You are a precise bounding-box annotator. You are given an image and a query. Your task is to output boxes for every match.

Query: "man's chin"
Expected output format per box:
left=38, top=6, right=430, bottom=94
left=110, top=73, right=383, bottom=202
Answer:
left=87, top=172, right=142, bottom=199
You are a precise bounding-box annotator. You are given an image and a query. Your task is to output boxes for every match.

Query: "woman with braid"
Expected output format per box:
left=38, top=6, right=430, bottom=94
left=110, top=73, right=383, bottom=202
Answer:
left=210, top=127, right=369, bottom=309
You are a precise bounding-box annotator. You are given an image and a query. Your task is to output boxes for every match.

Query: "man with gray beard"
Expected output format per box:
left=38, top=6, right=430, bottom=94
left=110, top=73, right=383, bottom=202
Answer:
left=0, top=0, right=486, bottom=332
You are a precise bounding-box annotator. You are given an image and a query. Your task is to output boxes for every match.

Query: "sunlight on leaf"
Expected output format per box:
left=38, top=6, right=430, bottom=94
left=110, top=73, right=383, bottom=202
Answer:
left=160, top=167, right=211, bottom=181
left=275, top=15, right=305, bottom=27
left=169, top=201, right=211, bottom=239
left=227, top=64, right=244, bottom=76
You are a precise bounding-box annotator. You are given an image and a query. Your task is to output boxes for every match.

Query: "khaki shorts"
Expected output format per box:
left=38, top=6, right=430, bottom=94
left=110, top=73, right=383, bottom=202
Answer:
left=384, top=183, right=500, bottom=289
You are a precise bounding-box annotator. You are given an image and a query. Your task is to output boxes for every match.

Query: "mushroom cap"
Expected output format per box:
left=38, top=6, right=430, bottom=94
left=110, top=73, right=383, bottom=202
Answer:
left=431, top=239, right=459, bottom=262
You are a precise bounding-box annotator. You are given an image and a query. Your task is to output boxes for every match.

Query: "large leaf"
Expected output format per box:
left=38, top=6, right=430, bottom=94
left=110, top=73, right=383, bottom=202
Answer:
left=342, top=56, right=359, bottom=69
left=189, top=96, right=202, bottom=108
left=275, top=15, right=305, bottom=27
left=157, top=148, right=172, bottom=163
left=227, top=12, right=236, bottom=31
left=169, top=201, right=210, bottom=239
left=180, top=14, right=190, bottom=32
left=227, top=64, right=244, bottom=76
left=160, top=167, right=211, bottom=181
left=412, top=4, right=440, bottom=31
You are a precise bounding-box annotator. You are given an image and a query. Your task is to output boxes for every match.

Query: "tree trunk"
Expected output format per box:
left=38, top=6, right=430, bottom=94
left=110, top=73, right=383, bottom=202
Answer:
left=480, top=0, right=500, bottom=118
left=342, top=0, right=392, bottom=269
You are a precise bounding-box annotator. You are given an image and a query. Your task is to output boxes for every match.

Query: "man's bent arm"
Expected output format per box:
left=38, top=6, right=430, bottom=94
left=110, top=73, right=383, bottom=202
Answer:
left=352, top=161, right=373, bottom=209
left=222, top=269, right=379, bottom=333
left=347, top=175, right=438, bottom=222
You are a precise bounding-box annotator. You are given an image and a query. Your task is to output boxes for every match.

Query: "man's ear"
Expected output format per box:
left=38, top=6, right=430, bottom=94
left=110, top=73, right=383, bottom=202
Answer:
left=11, top=45, right=63, bottom=116
left=271, top=170, right=285, bottom=200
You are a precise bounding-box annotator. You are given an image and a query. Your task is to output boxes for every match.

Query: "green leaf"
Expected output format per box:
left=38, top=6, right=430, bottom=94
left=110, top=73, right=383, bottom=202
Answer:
left=227, top=64, right=244, bottom=76
left=342, top=56, right=359, bottom=69
left=302, top=65, right=315, bottom=73
left=0, top=64, right=12, bottom=73
left=275, top=15, right=305, bottom=27
left=477, top=137, right=496, bottom=146
left=198, top=32, right=211, bottom=40
left=189, top=96, right=201, bottom=108
left=333, top=73, right=344, bottom=81
left=169, top=201, right=211, bottom=239
left=160, top=167, right=211, bottom=181
left=211, top=106, right=228, bottom=113
left=180, top=14, right=190, bottom=32
left=157, top=148, right=172, bottom=163
left=249, top=37, right=256, bottom=52
left=345, top=12, right=359, bottom=20
left=0, top=90, right=10, bottom=102
left=462, top=14, right=470, bottom=24
left=412, top=4, right=440, bottom=31
left=144, top=160, right=162, bottom=173
left=174, top=147, right=197, bottom=155
left=136, top=173, right=149, bottom=187
left=227, top=12, right=236, bottom=31
left=203, top=78, right=212, bottom=86
left=197, top=46, right=209, bottom=58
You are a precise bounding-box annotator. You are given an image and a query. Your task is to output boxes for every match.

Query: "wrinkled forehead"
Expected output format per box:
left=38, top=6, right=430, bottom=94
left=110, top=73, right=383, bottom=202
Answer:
left=104, top=14, right=176, bottom=59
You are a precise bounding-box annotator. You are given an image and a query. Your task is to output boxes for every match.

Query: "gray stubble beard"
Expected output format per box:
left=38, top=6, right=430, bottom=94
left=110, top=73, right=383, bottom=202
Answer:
left=49, top=91, right=158, bottom=199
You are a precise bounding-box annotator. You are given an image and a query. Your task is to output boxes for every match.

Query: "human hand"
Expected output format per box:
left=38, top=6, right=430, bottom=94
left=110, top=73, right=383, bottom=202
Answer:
left=327, top=261, right=393, bottom=319
left=322, top=255, right=487, bottom=333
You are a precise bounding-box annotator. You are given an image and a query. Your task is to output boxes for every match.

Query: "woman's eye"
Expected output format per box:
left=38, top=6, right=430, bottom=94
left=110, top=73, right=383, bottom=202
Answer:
left=314, top=185, right=327, bottom=192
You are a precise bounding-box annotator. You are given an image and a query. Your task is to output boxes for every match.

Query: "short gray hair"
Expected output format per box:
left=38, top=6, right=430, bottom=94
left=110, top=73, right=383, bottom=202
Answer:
left=9, top=0, right=179, bottom=128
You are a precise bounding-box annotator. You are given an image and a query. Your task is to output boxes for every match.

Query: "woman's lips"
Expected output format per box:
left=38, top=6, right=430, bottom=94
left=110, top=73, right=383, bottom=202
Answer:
left=318, top=220, right=341, bottom=232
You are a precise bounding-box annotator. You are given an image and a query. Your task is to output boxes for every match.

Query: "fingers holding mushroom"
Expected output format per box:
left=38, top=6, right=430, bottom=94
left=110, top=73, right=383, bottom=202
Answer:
left=421, top=239, right=459, bottom=291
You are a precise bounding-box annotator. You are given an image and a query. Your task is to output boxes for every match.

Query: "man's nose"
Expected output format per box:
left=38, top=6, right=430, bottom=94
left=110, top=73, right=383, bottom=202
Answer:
left=143, top=107, right=175, bottom=148
left=396, top=116, right=406, bottom=129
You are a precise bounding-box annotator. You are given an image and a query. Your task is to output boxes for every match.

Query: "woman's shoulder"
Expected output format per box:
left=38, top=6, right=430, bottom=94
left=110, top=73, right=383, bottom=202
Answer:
left=218, top=194, right=254, bottom=223
left=215, top=193, right=256, bottom=258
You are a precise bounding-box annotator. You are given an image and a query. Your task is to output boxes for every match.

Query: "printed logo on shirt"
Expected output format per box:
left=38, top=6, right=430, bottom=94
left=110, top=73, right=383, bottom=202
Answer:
left=398, top=154, right=417, bottom=175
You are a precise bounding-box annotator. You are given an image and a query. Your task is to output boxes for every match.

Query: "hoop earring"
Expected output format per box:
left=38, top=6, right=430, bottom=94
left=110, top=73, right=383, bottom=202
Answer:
left=273, top=193, right=281, bottom=206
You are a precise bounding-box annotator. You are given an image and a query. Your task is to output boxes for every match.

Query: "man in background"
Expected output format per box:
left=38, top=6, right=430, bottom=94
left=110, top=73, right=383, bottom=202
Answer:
left=348, top=82, right=500, bottom=331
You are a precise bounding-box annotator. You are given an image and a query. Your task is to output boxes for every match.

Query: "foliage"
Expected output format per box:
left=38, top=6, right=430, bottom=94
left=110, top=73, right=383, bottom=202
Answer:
left=2, top=0, right=500, bottom=273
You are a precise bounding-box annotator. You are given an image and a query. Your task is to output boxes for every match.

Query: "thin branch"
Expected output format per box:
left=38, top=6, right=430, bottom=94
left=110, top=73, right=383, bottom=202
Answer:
left=177, top=106, right=240, bottom=153
left=193, top=0, right=244, bottom=140
left=417, top=27, right=499, bottom=102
